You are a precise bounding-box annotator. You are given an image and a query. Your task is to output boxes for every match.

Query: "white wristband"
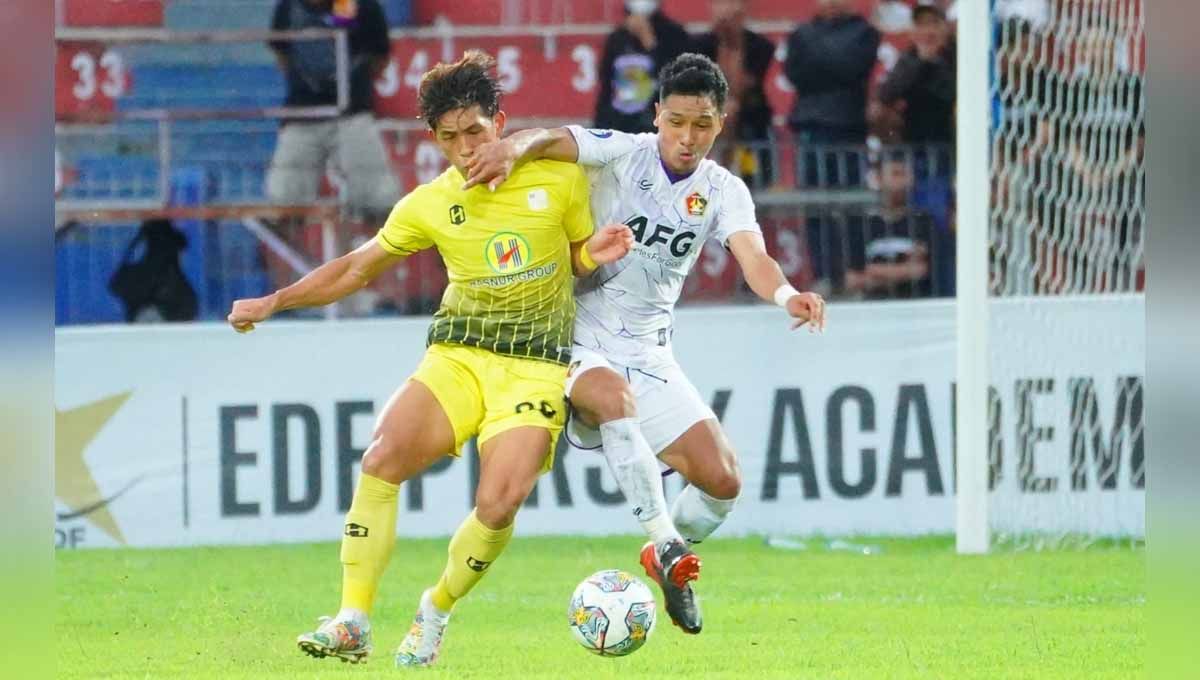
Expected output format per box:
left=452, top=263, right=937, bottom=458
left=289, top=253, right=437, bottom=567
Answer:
left=773, top=284, right=800, bottom=308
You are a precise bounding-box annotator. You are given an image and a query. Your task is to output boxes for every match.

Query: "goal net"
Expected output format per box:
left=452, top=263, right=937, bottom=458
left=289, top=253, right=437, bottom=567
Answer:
left=959, top=0, right=1146, bottom=551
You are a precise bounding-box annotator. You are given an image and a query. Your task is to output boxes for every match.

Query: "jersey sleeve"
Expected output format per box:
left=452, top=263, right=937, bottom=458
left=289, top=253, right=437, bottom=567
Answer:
left=712, top=174, right=763, bottom=247
left=562, top=165, right=596, bottom=243
left=565, top=125, right=652, bottom=168
left=375, top=192, right=433, bottom=256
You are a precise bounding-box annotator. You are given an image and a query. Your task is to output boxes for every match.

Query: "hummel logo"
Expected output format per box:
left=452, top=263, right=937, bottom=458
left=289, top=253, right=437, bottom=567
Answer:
left=638, top=179, right=653, bottom=191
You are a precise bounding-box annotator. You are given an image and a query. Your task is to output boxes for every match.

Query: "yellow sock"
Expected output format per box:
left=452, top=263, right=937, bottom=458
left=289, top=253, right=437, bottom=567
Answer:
left=430, top=510, right=513, bottom=612
left=339, top=473, right=399, bottom=614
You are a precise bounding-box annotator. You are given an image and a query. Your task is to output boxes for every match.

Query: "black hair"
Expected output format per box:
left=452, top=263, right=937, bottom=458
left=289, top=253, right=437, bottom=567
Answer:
left=658, top=53, right=728, bottom=111
left=417, top=50, right=503, bottom=130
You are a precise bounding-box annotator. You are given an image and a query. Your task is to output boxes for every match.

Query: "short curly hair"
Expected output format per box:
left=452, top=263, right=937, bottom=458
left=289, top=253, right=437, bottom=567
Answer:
left=417, top=50, right=504, bottom=130
left=658, top=53, right=729, bottom=110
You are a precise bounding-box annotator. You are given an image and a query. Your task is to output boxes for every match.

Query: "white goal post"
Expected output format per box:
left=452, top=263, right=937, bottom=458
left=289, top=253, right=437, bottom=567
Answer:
left=956, top=0, right=1146, bottom=553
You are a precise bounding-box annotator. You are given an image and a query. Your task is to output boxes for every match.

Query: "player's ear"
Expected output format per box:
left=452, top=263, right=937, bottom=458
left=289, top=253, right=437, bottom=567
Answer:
left=493, top=110, right=508, bottom=136
left=653, top=102, right=662, bottom=129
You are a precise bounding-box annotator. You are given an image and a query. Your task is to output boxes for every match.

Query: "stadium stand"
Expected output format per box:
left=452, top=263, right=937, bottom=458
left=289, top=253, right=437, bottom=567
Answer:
left=55, top=0, right=954, bottom=324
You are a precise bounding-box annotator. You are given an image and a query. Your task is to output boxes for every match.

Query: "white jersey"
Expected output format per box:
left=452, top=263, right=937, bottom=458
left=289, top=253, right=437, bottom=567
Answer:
left=567, top=125, right=762, bottom=367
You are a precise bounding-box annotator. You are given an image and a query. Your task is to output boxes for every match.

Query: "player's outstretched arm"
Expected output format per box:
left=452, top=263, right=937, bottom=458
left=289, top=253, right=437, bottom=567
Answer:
left=227, top=240, right=402, bottom=333
left=728, top=231, right=826, bottom=333
left=570, top=224, right=635, bottom=277
left=462, top=127, right=580, bottom=191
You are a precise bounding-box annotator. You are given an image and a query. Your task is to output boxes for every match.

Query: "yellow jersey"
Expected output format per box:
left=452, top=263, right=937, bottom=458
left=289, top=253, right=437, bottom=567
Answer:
left=375, top=160, right=595, bottom=365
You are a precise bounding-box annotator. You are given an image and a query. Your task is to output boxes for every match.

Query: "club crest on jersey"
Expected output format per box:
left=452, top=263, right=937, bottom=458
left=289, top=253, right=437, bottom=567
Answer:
left=484, top=232, right=532, bottom=274
left=449, top=204, right=467, bottom=225
left=685, top=193, right=708, bottom=217
left=527, top=188, right=549, bottom=211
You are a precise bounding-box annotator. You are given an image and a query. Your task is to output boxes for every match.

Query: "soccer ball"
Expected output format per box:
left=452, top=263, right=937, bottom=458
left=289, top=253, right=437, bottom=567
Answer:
left=567, top=569, right=657, bottom=656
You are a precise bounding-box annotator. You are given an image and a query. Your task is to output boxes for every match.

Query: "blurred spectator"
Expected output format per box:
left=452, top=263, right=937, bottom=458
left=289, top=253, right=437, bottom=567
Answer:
left=873, top=0, right=913, bottom=34
left=594, top=0, right=691, bottom=133
left=845, top=153, right=949, bottom=299
left=694, top=0, right=776, bottom=186
left=267, top=0, right=399, bottom=220
left=875, top=4, right=956, bottom=146
left=784, top=0, right=880, bottom=187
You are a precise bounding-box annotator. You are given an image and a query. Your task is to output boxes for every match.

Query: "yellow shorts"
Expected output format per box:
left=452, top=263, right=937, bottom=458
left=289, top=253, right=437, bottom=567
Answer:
left=410, top=343, right=568, bottom=471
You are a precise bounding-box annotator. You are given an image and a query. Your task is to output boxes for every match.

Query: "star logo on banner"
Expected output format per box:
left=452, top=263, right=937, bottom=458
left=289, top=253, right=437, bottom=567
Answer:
left=56, top=392, right=135, bottom=544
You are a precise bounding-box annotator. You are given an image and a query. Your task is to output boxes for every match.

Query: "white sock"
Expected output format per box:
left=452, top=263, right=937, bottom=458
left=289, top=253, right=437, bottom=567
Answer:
left=671, top=484, right=737, bottom=545
left=335, top=607, right=369, bottom=626
left=598, top=417, right=682, bottom=547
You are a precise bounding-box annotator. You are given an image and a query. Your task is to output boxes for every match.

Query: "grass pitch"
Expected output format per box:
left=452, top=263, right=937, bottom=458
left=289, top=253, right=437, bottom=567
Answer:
left=57, top=536, right=1143, bottom=679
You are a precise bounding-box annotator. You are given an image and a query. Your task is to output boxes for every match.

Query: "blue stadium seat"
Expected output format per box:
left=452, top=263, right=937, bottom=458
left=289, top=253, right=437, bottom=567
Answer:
left=165, top=0, right=276, bottom=31
left=56, top=165, right=275, bottom=326
left=70, top=156, right=160, bottom=201
left=120, top=64, right=284, bottom=112
left=55, top=225, right=137, bottom=324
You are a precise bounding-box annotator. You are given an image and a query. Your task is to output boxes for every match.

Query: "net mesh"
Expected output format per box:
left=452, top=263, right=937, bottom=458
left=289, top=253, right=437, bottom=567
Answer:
left=990, top=0, right=1145, bottom=296
left=985, top=0, right=1145, bottom=548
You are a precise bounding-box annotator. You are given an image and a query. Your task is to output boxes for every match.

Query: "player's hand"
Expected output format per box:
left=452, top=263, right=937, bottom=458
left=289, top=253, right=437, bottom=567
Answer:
left=586, top=224, right=636, bottom=266
left=228, top=295, right=278, bottom=334
left=462, top=138, right=518, bottom=191
left=785, top=292, right=826, bottom=333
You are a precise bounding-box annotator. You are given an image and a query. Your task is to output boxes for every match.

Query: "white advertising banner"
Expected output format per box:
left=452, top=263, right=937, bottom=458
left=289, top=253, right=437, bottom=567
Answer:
left=54, top=297, right=1144, bottom=549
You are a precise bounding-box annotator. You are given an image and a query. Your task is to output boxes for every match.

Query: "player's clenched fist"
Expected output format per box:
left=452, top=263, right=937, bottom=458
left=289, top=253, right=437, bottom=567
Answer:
left=586, top=224, right=636, bottom=266
left=228, top=295, right=278, bottom=333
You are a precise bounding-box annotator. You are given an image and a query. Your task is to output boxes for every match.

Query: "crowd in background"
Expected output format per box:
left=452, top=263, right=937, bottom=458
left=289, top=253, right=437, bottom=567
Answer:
left=263, top=0, right=964, bottom=308
left=583, top=0, right=959, bottom=300
left=57, top=0, right=1146, bottom=324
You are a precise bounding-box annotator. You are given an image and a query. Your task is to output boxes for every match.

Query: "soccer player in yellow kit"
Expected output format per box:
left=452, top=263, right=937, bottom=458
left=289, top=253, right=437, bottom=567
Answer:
left=227, top=51, right=634, bottom=668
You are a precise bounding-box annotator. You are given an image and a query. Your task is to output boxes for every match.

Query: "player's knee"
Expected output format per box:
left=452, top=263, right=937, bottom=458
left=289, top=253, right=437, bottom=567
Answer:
left=360, top=437, right=402, bottom=482
left=474, top=484, right=526, bottom=529
left=706, top=457, right=742, bottom=501
left=577, top=372, right=636, bottom=423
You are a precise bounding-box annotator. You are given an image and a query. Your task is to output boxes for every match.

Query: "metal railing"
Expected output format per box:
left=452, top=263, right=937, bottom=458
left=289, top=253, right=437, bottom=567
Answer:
left=55, top=135, right=961, bottom=324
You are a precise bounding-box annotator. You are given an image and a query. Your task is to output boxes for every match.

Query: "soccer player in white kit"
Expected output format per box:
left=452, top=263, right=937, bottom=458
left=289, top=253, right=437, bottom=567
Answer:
left=465, top=53, right=826, bottom=634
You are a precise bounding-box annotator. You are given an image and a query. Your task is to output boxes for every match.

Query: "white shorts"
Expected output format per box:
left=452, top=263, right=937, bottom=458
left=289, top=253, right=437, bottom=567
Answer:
left=563, top=346, right=717, bottom=456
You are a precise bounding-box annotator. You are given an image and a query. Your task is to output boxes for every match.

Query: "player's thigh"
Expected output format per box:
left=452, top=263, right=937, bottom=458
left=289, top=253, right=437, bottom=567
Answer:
left=478, top=351, right=568, bottom=474
left=564, top=348, right=634, bottom=427
left=364, top=378, right=458, bottom=483
left=640, top=365, right=741, bottom=499
left=657, top=418, right=741, bottom=500
left=631, top=362, right=716, bottom=454
left=267, top=121, right=325, bottom=202
left=398, top=344, right=487, bottom=461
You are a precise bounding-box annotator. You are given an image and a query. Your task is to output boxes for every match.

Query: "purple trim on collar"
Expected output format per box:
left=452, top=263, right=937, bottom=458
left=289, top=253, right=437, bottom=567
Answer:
left=660, top=157, right=694, bottom=185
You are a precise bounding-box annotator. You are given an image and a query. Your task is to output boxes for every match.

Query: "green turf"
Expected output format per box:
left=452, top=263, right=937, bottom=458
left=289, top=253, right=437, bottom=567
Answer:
left=57, top=536, right=1143, bottom=679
